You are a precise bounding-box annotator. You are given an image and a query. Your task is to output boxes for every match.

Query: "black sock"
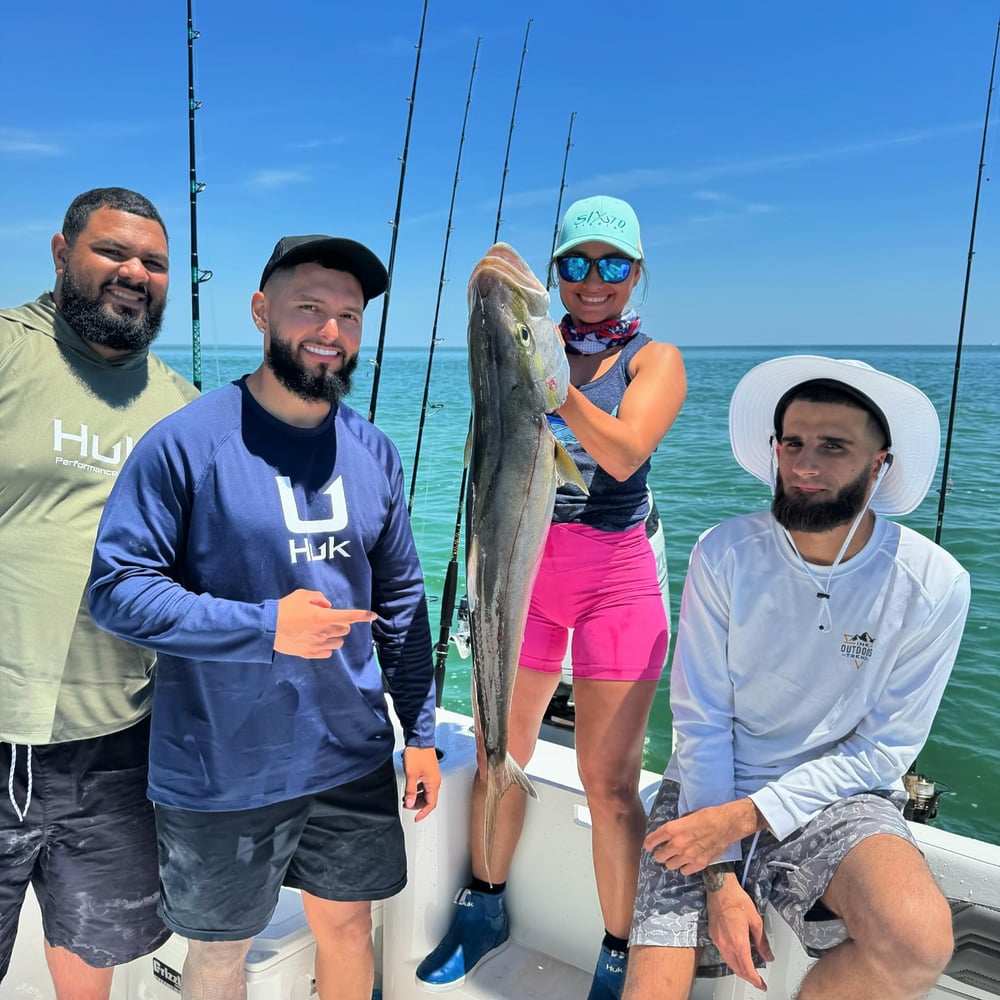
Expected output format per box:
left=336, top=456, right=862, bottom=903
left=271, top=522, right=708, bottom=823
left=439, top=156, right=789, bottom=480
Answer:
left=470, top=877, right=506, bottom=895
left=602, top=931, right=629, bottom=953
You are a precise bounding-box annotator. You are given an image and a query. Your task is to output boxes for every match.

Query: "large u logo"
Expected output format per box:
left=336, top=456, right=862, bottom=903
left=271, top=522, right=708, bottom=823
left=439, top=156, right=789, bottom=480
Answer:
left=275, top=476, right=348, bottom=533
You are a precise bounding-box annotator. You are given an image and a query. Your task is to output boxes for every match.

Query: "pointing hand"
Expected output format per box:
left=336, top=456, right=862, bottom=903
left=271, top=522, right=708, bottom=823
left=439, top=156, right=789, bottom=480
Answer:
left=275, top=589, right=377, bottom=658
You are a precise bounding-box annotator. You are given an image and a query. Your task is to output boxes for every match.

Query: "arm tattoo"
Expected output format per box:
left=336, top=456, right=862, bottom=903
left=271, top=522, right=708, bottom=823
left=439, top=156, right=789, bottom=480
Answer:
left=702, top=861, right=735, bottom=893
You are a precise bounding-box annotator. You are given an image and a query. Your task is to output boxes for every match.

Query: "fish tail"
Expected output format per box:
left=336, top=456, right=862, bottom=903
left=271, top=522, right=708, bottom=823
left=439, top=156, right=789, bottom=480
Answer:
left=482, top=754, right=540, bottom=885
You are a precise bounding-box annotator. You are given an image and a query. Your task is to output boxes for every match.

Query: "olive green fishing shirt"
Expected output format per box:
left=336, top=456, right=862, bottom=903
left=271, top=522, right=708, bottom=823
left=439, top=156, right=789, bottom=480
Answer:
left=0, top=294, right=199, bottom=744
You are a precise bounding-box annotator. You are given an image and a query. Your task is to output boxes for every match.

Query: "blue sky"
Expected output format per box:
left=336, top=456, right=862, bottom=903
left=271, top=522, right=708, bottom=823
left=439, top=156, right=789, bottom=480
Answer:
left=1, top=2, right=998, bottom=350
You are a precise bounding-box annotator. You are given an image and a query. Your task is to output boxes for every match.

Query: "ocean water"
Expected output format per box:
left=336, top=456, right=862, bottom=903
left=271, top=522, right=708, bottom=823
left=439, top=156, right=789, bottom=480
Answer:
left=158, top=342, right=999, bottom=845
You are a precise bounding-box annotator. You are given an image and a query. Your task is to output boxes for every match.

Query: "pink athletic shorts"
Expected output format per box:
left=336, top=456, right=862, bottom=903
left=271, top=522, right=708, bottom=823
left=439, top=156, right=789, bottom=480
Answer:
left=520, top=521, right=668, bottom=682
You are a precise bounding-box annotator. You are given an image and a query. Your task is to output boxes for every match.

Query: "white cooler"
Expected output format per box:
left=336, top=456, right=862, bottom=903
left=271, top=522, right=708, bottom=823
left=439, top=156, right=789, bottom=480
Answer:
left=113, top=889, right=384, bottom=1000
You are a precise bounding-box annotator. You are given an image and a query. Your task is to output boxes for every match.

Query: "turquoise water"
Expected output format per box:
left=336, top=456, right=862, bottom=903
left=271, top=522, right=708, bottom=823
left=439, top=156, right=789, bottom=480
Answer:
left=158, top=342, right=999, bottom=845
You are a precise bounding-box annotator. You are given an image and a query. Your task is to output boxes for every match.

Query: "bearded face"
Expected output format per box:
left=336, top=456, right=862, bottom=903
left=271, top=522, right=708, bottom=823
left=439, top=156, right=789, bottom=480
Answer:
left=58, top=259, right=166, bottom=352
left=265, top=323, right=359, bottom=405
left=772, top=465, right=872, bottom=533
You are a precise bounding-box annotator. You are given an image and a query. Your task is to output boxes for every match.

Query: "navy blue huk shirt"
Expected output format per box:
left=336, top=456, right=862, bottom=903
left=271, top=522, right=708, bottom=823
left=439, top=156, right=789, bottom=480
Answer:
left=89, top=378, right=436, bottom=811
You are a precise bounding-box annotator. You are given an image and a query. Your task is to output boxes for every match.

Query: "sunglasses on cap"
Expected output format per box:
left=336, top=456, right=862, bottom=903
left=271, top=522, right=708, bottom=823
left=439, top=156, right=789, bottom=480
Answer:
left=555, top=255, right=634, bottom=284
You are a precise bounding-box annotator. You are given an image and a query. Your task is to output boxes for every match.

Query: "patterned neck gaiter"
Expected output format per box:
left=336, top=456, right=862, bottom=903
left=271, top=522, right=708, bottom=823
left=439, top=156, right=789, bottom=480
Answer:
left=559, top=308, right=641, bottom=355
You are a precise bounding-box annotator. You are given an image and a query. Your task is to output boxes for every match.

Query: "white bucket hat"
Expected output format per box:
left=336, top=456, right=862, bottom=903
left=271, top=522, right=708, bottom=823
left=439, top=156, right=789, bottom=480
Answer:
left=729, top=355, right=941, bottom=517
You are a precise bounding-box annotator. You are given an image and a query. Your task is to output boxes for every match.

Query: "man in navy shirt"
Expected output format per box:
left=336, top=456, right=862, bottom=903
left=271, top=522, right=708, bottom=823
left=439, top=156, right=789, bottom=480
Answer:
left=89, top=235, right=440, bottom=1000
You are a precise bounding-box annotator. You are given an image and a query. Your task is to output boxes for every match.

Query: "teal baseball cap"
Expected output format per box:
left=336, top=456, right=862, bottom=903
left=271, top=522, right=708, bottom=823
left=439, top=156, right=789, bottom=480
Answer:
left=553, top=195, right=643, bottom=260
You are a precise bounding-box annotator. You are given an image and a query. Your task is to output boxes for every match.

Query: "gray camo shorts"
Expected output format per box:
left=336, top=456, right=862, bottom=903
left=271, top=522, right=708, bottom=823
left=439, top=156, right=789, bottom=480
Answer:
left=630, top=779, right=915, bottom=977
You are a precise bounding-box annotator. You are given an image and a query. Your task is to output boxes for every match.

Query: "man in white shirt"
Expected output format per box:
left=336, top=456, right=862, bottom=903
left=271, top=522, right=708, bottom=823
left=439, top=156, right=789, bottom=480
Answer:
left=624, top=356, right=970, bottom=1000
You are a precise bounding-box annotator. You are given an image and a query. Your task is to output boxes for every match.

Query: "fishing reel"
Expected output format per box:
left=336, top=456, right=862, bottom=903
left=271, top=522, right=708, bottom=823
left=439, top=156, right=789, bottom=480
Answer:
left=903, top=771, right=945, bottom=824
left=449, top=595, right=472, bottom=659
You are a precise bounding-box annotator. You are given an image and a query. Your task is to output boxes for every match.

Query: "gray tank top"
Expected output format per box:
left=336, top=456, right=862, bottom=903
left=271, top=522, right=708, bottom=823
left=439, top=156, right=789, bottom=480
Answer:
left=547, top=333, right=652, bottom=532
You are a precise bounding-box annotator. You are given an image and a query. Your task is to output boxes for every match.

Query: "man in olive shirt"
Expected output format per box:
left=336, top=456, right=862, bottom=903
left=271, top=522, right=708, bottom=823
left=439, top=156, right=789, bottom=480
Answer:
left=0, top=188, right=198, bottom=999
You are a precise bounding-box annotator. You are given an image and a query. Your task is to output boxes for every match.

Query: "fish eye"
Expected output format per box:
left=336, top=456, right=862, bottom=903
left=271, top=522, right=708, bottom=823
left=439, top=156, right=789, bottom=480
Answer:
left=517, top=323, right=532, bottom=345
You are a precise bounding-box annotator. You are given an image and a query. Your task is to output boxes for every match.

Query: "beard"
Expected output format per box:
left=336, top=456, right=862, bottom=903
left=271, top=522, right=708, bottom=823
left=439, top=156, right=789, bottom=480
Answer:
left=266, top=328, right=358, bottom=405
left=58, top=261, right=165, bottom=352
left=772, top=467, right=872, bottom=533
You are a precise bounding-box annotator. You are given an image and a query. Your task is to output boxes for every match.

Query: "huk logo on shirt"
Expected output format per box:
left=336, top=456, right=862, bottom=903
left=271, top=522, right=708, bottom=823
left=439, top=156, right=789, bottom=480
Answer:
left=841, top=631, right=876, bottom=670
left=52, top=419, right=134, bottom=476
left=276, top=475, right=351, bottom=564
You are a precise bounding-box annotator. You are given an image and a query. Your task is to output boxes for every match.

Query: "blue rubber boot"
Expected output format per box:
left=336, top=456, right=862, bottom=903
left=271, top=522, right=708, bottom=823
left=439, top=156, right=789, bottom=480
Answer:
left=415, top=887, right=510, bottom=991
left=586, top=942, right=628, bottom=1000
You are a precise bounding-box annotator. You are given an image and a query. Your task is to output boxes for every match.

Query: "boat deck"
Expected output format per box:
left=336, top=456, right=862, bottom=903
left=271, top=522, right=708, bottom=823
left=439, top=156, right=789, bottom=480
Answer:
left=6, top=709, right=1000, bottom=1000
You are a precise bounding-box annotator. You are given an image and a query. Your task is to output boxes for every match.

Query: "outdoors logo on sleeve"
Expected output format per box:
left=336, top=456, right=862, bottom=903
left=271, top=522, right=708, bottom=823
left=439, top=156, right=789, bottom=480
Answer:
left=276, top=474, right=351, bottom=564
left=841, top=631, right=876, bottom=670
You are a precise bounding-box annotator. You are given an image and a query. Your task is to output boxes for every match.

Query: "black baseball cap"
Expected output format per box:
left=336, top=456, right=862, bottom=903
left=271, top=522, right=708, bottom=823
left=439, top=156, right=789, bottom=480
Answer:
left=258, top=235, right=388, bottom=304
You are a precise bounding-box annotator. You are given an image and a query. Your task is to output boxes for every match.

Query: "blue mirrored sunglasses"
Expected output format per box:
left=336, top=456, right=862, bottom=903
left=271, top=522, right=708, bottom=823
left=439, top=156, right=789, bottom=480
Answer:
left=556, top=255, right=633, bottom=284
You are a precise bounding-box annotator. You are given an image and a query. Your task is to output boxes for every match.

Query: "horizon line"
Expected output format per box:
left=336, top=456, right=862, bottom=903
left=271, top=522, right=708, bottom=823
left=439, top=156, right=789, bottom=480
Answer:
left=155, top=341, right=998, bottom=351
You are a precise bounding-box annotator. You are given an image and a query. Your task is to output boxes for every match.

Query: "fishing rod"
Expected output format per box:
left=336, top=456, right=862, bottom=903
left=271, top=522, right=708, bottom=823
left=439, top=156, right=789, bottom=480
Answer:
left=186, top=0, right=212, bottom=392
left=545, top=111, right=577, bottom=291
left=432, top=19, right=534, bottom=707
left=493, top=19, right=533, bottom=243
left=408, top=37, right=483, bottom=516
left=933, top=16, right=999, bottom=546
left=367, top=0, right=428, bottom=424
left=906, top=18, right=999, bottom=823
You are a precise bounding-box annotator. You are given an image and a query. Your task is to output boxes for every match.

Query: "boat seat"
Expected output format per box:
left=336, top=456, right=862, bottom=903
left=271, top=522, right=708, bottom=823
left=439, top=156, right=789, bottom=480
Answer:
left=945, top=900, right=1000, bottom=997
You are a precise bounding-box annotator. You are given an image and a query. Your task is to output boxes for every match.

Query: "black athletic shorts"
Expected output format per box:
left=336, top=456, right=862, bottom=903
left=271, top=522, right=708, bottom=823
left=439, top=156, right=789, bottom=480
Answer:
left=0, top=718, right=168, bottom=976
left=154, top=756, right=407, bottom=941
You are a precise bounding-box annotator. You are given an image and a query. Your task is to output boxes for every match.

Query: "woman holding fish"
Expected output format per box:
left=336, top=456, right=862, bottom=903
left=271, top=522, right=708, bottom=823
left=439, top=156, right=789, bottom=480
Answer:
left=417, top=196, right=687, bottom=1000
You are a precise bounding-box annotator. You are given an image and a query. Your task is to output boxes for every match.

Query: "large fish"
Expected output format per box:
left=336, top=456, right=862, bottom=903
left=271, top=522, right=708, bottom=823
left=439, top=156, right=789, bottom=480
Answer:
left=465, top=242, right=587, bottom=880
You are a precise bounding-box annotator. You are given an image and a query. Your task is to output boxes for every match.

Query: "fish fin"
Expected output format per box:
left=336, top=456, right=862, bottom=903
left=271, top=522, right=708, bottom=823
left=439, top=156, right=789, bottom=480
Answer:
left=482, top=754, right=539, bottom=884
left=505, top=752, right=538, bottom=801
left=482, top=760, right=509, bottom=886
left=553, top=439, right=589, bottom=494
left=463, top=426, right=473, bottom=468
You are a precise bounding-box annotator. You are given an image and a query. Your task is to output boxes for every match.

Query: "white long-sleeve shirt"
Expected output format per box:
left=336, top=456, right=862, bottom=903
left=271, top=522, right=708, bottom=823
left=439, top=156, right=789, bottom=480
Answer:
left=665, top=511, right=970, bottom=860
